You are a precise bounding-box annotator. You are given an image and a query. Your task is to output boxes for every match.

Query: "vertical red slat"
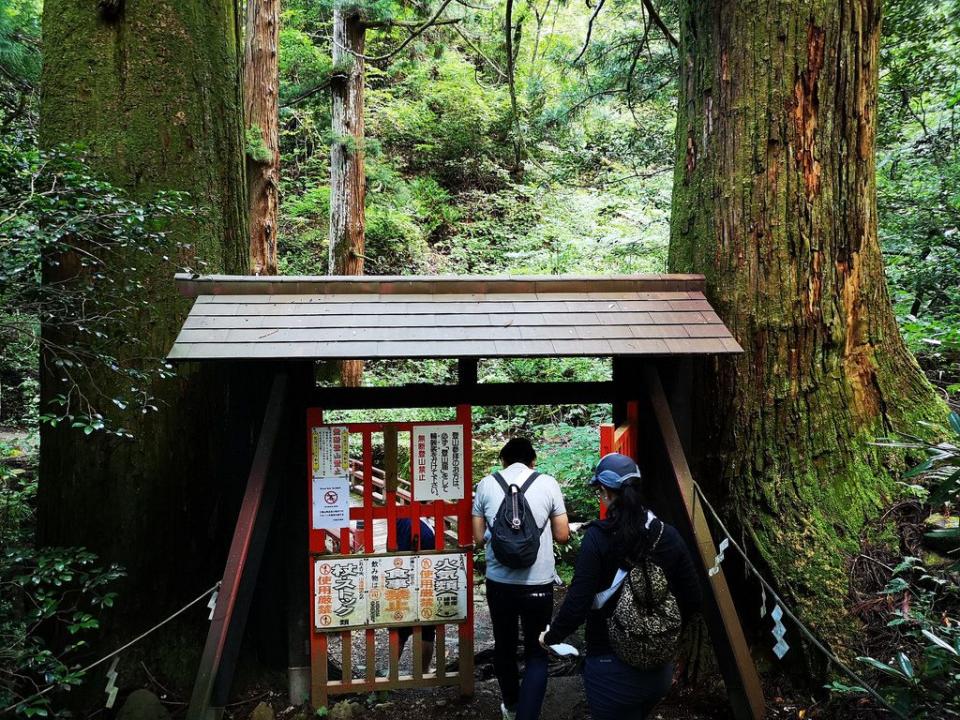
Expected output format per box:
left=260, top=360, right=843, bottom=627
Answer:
left=599, top=422, right=614, bottom=519
left=363, top=431, right=374, bottom=549
left=456, top=404, right=475, bottom=697
left=362, top=431, right=376, bottom=685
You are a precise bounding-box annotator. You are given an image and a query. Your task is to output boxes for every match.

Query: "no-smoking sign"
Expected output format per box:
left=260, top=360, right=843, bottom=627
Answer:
left=312, top=474, right=349, bottom=531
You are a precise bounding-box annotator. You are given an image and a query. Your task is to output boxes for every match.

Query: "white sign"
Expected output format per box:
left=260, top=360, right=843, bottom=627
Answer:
left=314, top=557, right=367, bottom=629
left=312, top=426, right=350, bottom=477
left=368, top=555, right=417, bottom=624
left=312, top=475, right=350, bottom=531
left=412, top=424, right=465, bottom=501
left=416, top=553, right=468, bottom=622
left=313, top=552, right=469, bottom=631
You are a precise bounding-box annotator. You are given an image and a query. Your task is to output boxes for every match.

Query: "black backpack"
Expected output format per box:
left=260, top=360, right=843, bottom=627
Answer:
left=489, top=471, right=545, bottom=569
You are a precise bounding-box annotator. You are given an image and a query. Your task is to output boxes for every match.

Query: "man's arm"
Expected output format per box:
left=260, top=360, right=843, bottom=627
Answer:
left=472, top=515, right=488, bottom=546
left=551, top=513, right=570, bottom=544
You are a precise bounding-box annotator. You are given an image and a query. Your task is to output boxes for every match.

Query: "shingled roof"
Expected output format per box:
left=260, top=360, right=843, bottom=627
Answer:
left=166, top=274, right=742, bottom=361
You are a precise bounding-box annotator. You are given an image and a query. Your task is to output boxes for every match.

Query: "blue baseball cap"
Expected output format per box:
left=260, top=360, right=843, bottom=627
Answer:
left=590, top=453, right=642, bottom=489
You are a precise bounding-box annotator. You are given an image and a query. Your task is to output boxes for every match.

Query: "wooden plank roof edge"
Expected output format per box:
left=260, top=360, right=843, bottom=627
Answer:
left=174, top=273, right=708, bottom=297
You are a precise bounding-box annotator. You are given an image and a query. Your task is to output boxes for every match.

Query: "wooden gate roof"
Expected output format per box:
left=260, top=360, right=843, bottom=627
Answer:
left=167, top=274, right=742, bottom=361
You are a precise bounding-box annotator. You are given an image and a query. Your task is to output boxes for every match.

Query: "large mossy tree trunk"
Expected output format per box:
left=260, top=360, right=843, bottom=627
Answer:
left=245, top=0, right=281, bottom=275
left=39, top=0, right=248, bottom=623
left=669, top=0, right=944, bottom=650
left=329, top=2, right=365, bottom=387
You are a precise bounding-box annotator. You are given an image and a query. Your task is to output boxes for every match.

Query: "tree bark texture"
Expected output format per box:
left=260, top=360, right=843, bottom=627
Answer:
left=39, top=0, right=249, bottom=622
left=244, top=0, right=280, bottom=275
left=669, top=0, right=943, bottom=651
left=330, top=4, right=365, bottom=387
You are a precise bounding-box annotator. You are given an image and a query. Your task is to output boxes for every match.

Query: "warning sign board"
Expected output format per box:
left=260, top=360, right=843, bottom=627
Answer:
left=314, top=557, right=367, bottom=629
left=312, top=426, right=350, bottom=477
left=311, top=475, right=350, bottom=531
left=313, top=552, right=468, bottom=631
left=368, top=555, right=417, bottom=624
left=412, top=424, right=465, bottom=501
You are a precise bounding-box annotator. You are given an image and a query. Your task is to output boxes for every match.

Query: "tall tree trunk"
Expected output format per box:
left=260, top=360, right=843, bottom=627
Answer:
left=244, top=0, right=280, bottom=275
left=669, top=0, right=944, bottom=651
left=39, top=0, right=248, bottom=623
left=329, top=3, right=365, bottom=386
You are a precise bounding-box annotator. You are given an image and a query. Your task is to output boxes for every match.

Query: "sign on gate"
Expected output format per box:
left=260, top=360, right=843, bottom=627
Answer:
left=306, top=407, right=475, bottom=709
left=412, top=424, right=465, bottom=501
left=313, top=552, right=470, bottom=630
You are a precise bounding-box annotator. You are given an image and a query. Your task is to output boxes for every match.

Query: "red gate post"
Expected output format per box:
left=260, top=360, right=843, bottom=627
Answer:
left=456, top=404, right=475, bottom=697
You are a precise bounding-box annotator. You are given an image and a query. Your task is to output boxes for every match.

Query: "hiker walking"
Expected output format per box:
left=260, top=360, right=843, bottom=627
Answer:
left=540, top=453, right=701, bottom=720
left=472, top=438, right=570, bottom=720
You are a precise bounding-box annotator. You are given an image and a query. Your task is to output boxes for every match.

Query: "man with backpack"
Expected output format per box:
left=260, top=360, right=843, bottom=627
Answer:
left=472, top=438, right=570, bottom=720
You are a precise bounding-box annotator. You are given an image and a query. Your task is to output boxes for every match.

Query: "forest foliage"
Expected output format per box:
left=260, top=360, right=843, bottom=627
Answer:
left=0, top=0, right=958, bottom=716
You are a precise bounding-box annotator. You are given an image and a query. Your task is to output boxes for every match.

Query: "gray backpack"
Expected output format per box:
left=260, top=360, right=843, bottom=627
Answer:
left=606, top=523, right=682, bottom=669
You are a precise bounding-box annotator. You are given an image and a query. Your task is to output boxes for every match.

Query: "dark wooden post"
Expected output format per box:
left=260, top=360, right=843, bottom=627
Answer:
left=643, top=365, right=765, bottom=720
left=187, top=372, right=289, bottom=720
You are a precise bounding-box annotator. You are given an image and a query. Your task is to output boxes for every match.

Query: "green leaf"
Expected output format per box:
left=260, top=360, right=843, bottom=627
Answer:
left=949, top=412, right=960, bottom=436
left=896, top=652, right=914, bottom=678
left=922, top=629, right=960, bottom=655
left=925, top=527, right=960, bottom=540
left=856, top=655, right=907, bottom=679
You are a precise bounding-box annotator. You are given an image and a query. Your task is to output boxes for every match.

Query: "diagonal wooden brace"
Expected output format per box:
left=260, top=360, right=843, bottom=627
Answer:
left=644, top=365, right=765, bottom=720
left=186, top=373, right=289, bottom=720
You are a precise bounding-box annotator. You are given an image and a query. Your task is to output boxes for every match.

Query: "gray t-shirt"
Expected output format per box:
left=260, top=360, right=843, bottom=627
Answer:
left=472, top=462, right=567, bottom=585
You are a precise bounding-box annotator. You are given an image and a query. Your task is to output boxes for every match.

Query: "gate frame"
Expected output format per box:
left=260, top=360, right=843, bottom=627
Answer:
left=306, top=406, right=475, bottom=709
left=186, top=358, right=765, bottom=720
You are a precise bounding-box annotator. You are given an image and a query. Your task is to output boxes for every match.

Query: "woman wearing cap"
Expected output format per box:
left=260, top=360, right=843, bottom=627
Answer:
left=540, top=453, right=701, bottom=720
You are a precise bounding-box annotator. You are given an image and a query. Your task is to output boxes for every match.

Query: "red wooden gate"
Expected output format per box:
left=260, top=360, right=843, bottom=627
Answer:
left=307, top=406, right=475, bottom=709
left=598, top=400, right=639, bottom=517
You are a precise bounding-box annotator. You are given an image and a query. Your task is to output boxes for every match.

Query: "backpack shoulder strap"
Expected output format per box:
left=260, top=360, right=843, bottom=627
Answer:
left=519, top=470, right=541, bottom=494
left=491, top=472, right=510, bottom=494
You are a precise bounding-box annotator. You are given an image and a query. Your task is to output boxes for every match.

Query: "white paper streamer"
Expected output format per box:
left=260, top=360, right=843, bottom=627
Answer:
left=207, top=589, right=219, bottom=621
left=708, top=537, right=729, bottom=577
left=104, top=656, right=119, bottom=709
left=760, top=585, right=767, bottom=618
left=771, top=604, right=789, bottom=658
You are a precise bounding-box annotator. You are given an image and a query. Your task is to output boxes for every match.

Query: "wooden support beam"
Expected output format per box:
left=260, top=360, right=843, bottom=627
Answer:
left=643, top=366, right=765, bottom=720
left=309, top=381, right=617, bottom=409
left=457, top=358, right=478, bottom=386
left=187, top=373, right=289, bottom=720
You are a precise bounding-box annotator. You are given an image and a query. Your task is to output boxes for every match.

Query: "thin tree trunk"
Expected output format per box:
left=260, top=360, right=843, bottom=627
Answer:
left=329, top=3, right=365, bottom=387
left=39, top=0, right=248, bottom=623
left=669, top=0, right=944, bottom=652
left=244, top=0, right=281, bottom=275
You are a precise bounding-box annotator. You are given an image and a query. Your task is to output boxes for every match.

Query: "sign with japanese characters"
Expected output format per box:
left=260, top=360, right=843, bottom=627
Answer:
left=416, top=553, right=469, bottom=622
left=312, top=426, right=350, bottom=478
left=314, top=557, right=367, bottom=629
left=311, top=475, right=350, bottom=531
left=368, top=555, right=417, bottom=624
left=412, top=424, right=465, bottom=501
left=313, top=552, right=468, bottom=631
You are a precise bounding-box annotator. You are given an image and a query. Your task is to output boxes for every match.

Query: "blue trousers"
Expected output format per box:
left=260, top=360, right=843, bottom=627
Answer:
left=582, top=654, right=673, bottom=720
left=486, top=579, right=554, bottom=720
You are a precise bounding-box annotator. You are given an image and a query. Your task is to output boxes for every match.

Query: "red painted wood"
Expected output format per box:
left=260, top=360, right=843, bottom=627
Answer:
left=308, top=408, right=474, bottom=705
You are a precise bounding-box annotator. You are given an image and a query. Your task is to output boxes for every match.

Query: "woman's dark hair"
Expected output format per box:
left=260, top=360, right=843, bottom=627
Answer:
left=499, top=437, right=536, bottom=466
left=605, top=479, right=653, bottom=564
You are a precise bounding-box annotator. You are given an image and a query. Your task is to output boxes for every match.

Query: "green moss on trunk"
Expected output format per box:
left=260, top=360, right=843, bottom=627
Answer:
left=38, top=0, right=248, bottom=622
left=670, top=0, right=946, bottom=653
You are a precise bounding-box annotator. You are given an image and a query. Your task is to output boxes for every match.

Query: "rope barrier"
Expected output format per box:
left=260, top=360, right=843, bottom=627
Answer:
left=4, top=581, right=221, bottom=715
left=691, top=482, right=910, bottom=720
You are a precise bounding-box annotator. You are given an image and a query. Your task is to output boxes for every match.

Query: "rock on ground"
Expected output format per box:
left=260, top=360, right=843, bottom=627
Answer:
left=116, top=689, right=171, bottom=720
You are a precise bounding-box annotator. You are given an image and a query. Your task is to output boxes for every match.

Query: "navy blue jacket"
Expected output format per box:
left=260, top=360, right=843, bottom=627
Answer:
left=543, top=517, right=701, bottom=656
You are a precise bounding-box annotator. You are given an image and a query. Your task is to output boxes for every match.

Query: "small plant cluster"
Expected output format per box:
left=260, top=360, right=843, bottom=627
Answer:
left=0, top=138, right=196, bottom=436
left=831, top=412, right=960, bottom=717
left=0, top=442, right=124, bottom=717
